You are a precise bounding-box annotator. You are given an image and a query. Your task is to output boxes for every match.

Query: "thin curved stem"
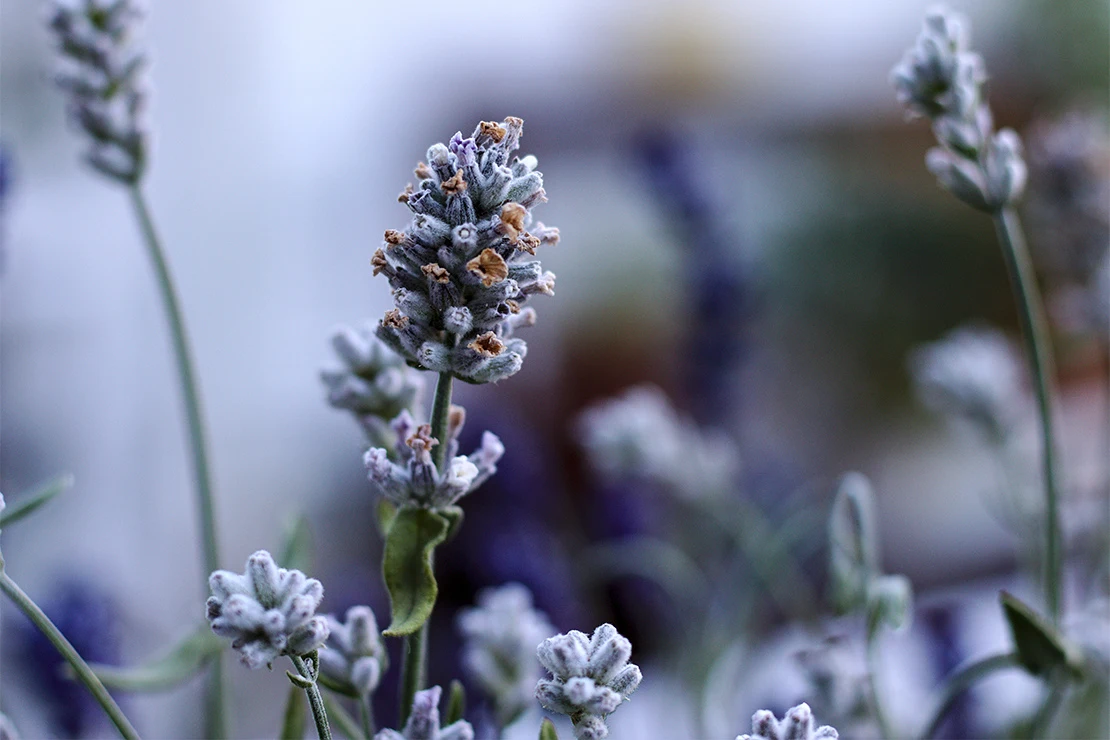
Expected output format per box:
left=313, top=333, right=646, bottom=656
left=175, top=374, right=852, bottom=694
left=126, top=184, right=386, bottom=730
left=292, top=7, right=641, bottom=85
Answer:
left=0, top=570, right=140, bottom=740
left=291, top=654, right=333, bottom=740
left=399, top=370, right=453, bottom=724
left=359, top=694, right=376, bottom=739
left=866, top=623, right=898, bottom=740
left=917, top=652, right=1019, bottom=739
left=993, top=207, right=1062, bottom=625
left=127, top=185, right=227, bottom=735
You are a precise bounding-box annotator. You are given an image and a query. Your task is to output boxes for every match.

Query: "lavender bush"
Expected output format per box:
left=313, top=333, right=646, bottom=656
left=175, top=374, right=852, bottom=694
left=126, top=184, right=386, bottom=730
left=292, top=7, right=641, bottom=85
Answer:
left=2, top=4, right=1106, bottom=740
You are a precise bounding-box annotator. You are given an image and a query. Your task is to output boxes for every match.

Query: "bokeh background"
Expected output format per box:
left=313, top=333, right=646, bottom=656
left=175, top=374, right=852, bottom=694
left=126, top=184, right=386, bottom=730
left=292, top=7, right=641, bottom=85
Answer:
left=1, top=0, right=1107, bottom=737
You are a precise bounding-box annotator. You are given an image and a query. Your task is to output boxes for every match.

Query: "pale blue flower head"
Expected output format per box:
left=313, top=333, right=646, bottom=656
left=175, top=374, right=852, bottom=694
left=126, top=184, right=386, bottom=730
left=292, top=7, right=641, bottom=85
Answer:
left=206, top=550, right=329, bottom=670
left=319, top=605, right=387, bottom=697
left=737, top=703, right=838, bottom=740
left=375, top=685, right=474, bottom=740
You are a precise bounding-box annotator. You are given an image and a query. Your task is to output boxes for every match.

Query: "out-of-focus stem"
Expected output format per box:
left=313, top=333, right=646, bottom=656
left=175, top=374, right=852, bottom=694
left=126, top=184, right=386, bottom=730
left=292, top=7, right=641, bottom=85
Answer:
left=993, top=207, right=1063, bottom=625
left=917, top=652, right=1019, bottom=739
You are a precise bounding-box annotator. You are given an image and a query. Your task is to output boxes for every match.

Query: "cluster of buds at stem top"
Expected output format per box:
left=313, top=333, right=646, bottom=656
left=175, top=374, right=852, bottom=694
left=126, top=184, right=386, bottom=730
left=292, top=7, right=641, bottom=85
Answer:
left=206, top=550, right=329, bottom=670
left=321, top=323, right=425, bottom=444
left=909, top=324, right=1025, bottom=440
left=318, top=605, right=387, bottom=698
left=457, top=583, right=555, bottom=728
left=373, top=117, right=559, bottom=384
left=375, top=685, right=474, bottom=740
left=535, top=624, right=642, bottom=740
left=891, top=7, right=1026, bottom=212
left=48, top=0, right=148, bottom=185
left=736, top=703, right=838, bottom=740
left=363, top=406, right=503, bottom=510
left=577, top=385, right=739, bottom=500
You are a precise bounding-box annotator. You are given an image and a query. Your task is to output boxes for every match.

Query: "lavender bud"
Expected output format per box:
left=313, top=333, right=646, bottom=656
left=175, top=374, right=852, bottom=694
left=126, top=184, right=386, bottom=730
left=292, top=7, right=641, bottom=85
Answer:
left=376, top=685, right=475, bottom=740
left=736, top=703, right=838, bottom=740
left=320, top=605, right=387, bottom=697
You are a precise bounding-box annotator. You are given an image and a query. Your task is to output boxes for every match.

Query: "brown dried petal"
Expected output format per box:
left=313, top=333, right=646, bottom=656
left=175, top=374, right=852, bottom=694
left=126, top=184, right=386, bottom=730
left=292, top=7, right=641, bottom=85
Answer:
left=414, top=162, right=433, bottom=180
left=398, top=184, right=414, bottom=203
left=406, top=424, right=438, bottom=451
left=479, top=121, right=507, bottom=143
left=371, top=249, right=389, bottom=276
left=498, top=202, right=527, bottom=243
left=384, top=229, right=406, bottom=246
left=382, top=309, right=408, bottom=329
left=465, top=248, right=509, bottom=287
left=422, top=263, right=451, bottom=284
left=468, top=331, right=505, bottom=357
left=440, top=169, right=467, bottom=195
left=517, top=233, right=541, bottom=255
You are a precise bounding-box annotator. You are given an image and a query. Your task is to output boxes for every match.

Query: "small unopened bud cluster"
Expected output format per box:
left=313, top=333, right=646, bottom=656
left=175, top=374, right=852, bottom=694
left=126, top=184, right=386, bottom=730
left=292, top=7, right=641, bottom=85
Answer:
left=535, top=624, right=642, bottom=740
left=321, top=323, right=424, bottom=440
left=364, top=407, right=504, bottom=510
left=318, top=605, right=387, bottom=698
left=577, top=385, right=739, bottom=499
left=909, top=324, right=1024, bottom=439
left=375, top=685, right=474, bottom=740
left=457, top=583, right=555, bottom=727
left=206, top=550, right=329, bottom=670
left=48, top=0, right=148, bottom=184
left=891, top=7, right=1025, bottom=211
left=737, top=703, right=838, bottom=740
left=373, top=117, right=559, bottom=384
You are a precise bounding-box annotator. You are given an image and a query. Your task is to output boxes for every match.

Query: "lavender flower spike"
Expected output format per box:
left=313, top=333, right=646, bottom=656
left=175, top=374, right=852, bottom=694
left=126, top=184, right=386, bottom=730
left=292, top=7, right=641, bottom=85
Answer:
left=736, top=703, right=838, bottom=740
left=535, top=624, right=642, bottom=740
left=375, top=685, right=474, bottom=740
left=318, top=605, right=387, bottom=697
left=48, top=0, right=148, bottom=184
left=891, top=7, right=1026, bottom=211
left=206, top=550, right=330, bottom=670
left=374, top=118, right=559, bottom=384
left=457, top=583, right=554, bottom=727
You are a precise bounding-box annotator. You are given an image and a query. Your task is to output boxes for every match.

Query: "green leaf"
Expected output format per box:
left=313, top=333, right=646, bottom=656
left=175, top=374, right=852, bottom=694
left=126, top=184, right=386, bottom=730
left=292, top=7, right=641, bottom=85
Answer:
left=0, top=474, right=74, bottom=528
left=323, top=694, right=367, bottom=740
left=440, top=505, right=464, bottom=542
left=377, top=499, right=398, bottom=537
left=280, top=684, right=307, bottom=740
left=1000, top=591, right=1084, bottom=679
left=446, top=679, right=466, bottom=725
left=539, top=718, right=560, bottom=740
left=83, top=624, right=222, bottom=691
left=381, top=507, right=449, bottom=637
left=279, top=514, right=314, bottom=573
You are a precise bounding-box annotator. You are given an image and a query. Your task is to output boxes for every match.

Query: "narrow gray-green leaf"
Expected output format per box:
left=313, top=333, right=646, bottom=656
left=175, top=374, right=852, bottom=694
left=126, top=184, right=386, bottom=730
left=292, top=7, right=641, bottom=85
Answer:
left=0, top=473, right=74, bottom=528
left=280, top=684, right=307, bottom=740
left=381, top=508, right=449, bottom=637
left=1000, top=591, right=1083, bottom=678
left=445, top=679, right=466, bottom=725
left=84, top=624, right=222, bottom=691
left=323, top=694, right=367, bottom=740
left=377, top=499, right=398, bottom=537
left=280, top=514, right=314, bottom=573
left=539, top=717, right=560, bottom=740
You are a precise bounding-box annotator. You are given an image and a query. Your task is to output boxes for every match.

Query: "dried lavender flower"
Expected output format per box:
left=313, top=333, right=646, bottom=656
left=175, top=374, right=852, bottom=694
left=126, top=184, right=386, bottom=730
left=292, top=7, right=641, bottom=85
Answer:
left=891, top=7, right=1025, bottom=211
left=374, top=118, right=559, bottom=384
left=375, top=685, right=474, bottom=740
left=535, top=623, right=642, bottom=739
left=318, top=605, right=387, bottom=697
left=577, top=384, right=739, bottom=499
left=363, top=407, right=503, bottom=510
left=206, top=550, right=330, bottom=670
left=736, top=702, right=838, bottom=740
left=909, top=324, right=1025, bottom=439
left=321, top=323, right=425, bottom=441
left=48, top=0, right=148, bottom=184
left=457, top=583, right=555, bottom=727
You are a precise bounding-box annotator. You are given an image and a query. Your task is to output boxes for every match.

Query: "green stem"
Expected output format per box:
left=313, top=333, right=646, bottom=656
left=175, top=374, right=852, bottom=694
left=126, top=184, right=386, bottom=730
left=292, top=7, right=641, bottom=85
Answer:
left=359, top=694, right=376, bottom=739
left=917, top=652, right=1019, bottom=739
left=127, top=186, right=227, bottom=735
left=0, top=570, right=140, bottom=740
left=291, top=655, right=333, bottom=740
left=993, top=207, right=1062, bottom=625
left=865, top=621, right=898, bottom=740
left=1029, top=669, right=1068, bottom=739
left=399, top=370, right=453, bottom=724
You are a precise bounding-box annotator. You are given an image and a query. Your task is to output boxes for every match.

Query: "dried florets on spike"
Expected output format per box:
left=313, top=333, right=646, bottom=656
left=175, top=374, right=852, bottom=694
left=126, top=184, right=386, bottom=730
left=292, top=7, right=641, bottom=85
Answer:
left=535, top=623, right=642, bottom=739
left=375, top=685, right=475, bottom=740
left=48, top=0, right=148, bottom=184
left=318, top=605, right=388, bottom=697
left=206, top=550, right=329, bottom=670
left=891, top=7, right=1026, bottom=211
left=457, top=583, right=555, bottom=727
left=736, top=703, right=839, bottom=740
left=363, top=409, right=504, bottom=510
left=374, top=118, right=557, bottom=384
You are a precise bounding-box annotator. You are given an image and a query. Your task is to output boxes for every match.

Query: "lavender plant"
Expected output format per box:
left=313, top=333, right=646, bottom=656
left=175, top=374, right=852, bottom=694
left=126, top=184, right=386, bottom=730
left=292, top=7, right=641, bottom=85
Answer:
left=735, top=703, right=838, bottom=740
